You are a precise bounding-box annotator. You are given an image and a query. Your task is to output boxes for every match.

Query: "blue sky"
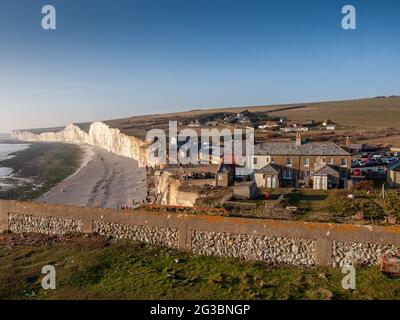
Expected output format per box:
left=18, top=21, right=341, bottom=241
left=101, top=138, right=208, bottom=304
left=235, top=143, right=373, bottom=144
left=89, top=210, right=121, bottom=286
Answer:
left=0, top=0, right=399, bottom=132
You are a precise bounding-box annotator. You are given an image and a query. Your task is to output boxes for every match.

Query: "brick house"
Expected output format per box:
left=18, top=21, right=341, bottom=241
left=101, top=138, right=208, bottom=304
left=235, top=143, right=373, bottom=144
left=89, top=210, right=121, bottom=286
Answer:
left=252, top=133, right=351, bottom=188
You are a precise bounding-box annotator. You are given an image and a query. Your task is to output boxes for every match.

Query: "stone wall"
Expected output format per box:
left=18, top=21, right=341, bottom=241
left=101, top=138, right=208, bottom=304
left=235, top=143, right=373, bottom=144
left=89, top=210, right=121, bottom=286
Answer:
left=8, top=213, right=82, bottom=235
left=332, top=241, right=399, bottom=267
left=93, top=220, right=179, bottom=248
left=1, top=200, right=400, bottom=267
left=192, top=231, right=315, bottom=266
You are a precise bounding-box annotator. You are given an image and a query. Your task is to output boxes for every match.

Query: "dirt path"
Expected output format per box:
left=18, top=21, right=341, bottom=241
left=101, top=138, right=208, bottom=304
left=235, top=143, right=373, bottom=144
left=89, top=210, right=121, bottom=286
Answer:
left=37, top=146, right=147, bottom=209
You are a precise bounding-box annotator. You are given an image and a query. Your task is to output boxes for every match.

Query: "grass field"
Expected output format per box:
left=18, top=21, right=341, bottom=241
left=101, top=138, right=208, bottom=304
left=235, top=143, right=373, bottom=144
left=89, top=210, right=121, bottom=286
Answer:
left=101, top=97, right=400, bottom=137
left=21, top=97, right=400, bottom=141
left=268, top=97, right=400, bottom=129
left=221, top=189, right=400, bottom=225
left=0, top=233, right=399, bottom=300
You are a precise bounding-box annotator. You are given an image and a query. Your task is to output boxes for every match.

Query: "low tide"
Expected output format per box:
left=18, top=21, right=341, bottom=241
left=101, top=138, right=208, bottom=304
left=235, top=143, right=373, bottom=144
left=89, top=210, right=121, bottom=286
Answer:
left=0, top=142, right=82, bottom=200
left=0, top=143, right=31, bottom=186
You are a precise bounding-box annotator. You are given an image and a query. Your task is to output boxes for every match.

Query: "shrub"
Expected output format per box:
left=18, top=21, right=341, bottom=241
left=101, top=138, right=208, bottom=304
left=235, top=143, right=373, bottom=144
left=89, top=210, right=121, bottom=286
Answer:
left=351, top=180, right=374, bottom=192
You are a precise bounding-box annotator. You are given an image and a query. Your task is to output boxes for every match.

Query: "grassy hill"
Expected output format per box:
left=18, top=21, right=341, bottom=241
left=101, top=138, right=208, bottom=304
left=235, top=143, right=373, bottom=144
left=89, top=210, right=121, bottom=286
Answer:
left=269, top=97, right=400, bottom=129
left=16, top=96, right=400, bottom=138
left=103, top=96, right=400, bottom=136
left=1, top=233, right=399, bottom=300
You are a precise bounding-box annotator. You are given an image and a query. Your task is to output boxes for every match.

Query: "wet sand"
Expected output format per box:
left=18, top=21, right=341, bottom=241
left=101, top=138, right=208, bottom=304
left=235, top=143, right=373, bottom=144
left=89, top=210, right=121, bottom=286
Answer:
left=38, top=146, right=147, bottom=209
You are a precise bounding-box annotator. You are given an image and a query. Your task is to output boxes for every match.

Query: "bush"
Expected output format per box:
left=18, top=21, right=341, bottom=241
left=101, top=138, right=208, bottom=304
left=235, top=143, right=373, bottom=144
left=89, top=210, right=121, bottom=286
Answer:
left=352, top=180, right=374, bottom=192
left=324, top=193, right=385, bottom=220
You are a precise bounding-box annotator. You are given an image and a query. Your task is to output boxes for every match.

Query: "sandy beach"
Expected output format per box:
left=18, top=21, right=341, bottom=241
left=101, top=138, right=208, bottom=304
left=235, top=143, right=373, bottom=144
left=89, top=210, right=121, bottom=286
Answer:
left=37, top=145, right=147, bottom=209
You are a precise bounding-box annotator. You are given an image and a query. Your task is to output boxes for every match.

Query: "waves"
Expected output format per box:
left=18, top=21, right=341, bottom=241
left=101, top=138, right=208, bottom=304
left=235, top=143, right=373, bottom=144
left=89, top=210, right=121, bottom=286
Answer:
left=0, top=144, right=30, bottom=180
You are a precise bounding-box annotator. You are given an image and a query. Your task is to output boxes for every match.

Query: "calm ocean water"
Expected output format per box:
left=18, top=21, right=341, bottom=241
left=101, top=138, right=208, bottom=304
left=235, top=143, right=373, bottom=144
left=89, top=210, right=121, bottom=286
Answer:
left=0, top=144, right=30, bottom=179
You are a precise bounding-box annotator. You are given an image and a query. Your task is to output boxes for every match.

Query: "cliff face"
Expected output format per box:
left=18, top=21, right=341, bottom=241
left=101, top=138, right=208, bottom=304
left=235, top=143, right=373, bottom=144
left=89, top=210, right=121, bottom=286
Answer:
left=156, top=172, right=199, bottom=207
left=11, top=122, right=151, bottom=168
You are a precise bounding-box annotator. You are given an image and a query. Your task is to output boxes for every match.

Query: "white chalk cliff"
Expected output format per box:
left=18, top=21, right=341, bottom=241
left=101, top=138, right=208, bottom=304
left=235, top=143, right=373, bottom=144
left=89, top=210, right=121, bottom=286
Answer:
left=11, top=122, right=152, bottom=168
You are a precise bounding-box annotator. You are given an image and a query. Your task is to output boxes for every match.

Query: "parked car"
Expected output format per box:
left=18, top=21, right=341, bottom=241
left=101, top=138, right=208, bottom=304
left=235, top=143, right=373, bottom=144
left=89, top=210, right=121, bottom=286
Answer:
left=352, top=160, right=360, bottom=167
left=375, top=167, right=386, bottom=174
left=382, top=157, right=397, bottom=164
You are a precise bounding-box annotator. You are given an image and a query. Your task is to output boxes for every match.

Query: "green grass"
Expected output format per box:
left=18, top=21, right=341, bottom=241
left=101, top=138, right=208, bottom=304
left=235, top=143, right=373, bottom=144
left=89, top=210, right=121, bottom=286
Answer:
left=0, top=234, right=399, bottom=300
left=237, top=188, right=400, bottom=224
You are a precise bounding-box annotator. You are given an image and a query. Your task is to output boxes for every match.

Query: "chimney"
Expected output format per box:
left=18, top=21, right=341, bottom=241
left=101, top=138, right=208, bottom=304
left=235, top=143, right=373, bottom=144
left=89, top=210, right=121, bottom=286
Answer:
left=346, top=136, right=351, bottom=146
left=295, top=132, right=302, bottom=147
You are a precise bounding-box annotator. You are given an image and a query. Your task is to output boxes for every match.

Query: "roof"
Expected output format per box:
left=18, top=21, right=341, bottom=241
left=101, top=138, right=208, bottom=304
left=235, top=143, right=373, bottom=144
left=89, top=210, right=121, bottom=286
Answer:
left=313, top=165, right=340, bottom=176
left=254, top=141, right=350, bottom=156
left=217, top=163, right=234, bottom=173
left=388, top=161, right=400, bottom=172
left=346, top=143, right=368, bottom=150
left=254, top=164, right=280, bottom=175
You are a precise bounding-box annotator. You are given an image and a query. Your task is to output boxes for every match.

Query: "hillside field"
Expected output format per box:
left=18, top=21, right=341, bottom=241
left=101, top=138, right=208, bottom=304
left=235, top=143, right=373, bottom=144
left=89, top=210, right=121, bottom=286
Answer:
left=1, top=233, right=399, bottom=300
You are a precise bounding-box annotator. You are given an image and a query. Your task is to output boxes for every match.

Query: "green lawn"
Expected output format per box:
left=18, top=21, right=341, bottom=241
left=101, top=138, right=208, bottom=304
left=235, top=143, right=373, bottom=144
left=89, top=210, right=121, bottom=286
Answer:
left=0, top=233, right=399, bottom=300
left=228, top=188, right=400, bottom=224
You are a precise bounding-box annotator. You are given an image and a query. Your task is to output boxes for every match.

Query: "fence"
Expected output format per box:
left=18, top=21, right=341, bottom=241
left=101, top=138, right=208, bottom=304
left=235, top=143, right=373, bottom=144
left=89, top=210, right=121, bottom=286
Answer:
left=1, top=200, right=400, bottom=267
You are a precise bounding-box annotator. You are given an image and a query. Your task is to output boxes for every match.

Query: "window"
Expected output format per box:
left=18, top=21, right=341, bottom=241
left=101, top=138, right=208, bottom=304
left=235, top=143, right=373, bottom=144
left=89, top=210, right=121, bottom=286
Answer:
left=341, top=158, right=348, bottom=167
left=304, top=170, right=311, bottom=178
left=304, top=157, right=310, bottom=167
left=322, top=157, right=326, bottom=163
left=284, top=169, right=292, bottom=178
left=328, top=158, right=334, bottom=165
left=286, top=157, right=292, bottom=166
left=253, top=157, right=258, bottom=165
left=271, top=157, right=275, bottom=164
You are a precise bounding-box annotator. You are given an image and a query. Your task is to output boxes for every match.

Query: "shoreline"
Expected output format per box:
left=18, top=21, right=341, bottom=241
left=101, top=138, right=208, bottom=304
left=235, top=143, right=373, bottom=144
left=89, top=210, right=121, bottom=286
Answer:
left=37, top=146, right=147, bottom=209
left=0, top=142, right=82, bottom=201
left=37, top=144, right=95, bottom=200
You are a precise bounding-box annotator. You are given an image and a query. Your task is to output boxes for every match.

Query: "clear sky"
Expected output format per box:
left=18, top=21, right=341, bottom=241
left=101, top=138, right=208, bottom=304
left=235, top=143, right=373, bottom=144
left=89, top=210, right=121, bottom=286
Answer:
left=0, top=0, right=399, bottom=132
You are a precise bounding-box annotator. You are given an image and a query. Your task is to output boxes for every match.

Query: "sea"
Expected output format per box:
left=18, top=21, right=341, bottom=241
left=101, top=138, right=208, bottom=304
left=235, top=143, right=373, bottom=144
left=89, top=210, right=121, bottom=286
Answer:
left=0, top=143, right=30, bottom=182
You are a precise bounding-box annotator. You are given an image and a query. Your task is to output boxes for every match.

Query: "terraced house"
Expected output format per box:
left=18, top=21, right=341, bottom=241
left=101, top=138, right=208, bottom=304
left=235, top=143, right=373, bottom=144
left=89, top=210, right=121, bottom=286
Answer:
left=252, top=133, right=351, bottom=190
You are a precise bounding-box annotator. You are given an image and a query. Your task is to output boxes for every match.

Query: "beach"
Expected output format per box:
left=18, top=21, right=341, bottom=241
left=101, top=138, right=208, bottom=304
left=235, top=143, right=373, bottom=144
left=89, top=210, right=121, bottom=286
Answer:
left=0, top=143, right=31, bottom=188
left=37, top=146, right=147, bottom=209
left=0, top=142, right=82, bottom=200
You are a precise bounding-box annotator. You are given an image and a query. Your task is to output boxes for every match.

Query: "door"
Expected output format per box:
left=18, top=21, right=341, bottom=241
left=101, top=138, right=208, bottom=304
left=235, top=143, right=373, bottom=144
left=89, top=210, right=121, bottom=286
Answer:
left=271, top=176, right=277, bottom=188
left=322, top=176, right=328, bottom=189
left=314, top=177, right=320, bottom=190
left=315, top=176, right=327, bottom=190
left=266, top=176, right=272, bottom=188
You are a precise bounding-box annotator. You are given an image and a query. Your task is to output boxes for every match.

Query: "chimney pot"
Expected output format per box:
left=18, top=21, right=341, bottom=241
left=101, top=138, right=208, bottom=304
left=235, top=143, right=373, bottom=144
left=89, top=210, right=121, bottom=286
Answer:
left=295, top=132, right=302, bottom=147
